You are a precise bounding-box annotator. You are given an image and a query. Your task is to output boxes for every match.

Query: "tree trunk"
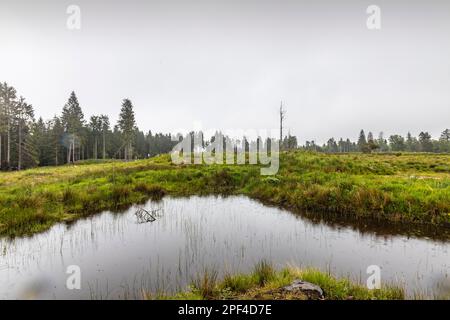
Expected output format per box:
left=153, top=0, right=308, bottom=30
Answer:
left=18, top=121, right=22, bottom=170
left=7, top=119, right=10, bottom=168
left=71, top=138, right=75, bottom=164
left=102, top=132, right=106, bottom=159
left=129, top=142, right=132, bottom=160
left=94, top=136, right=98, bottom=159
left=279, top=102, right=284, bottom=152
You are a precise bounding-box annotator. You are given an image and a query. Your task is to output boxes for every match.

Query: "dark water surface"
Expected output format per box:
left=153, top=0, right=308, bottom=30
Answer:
left=0, top=196, right=449, bottom=299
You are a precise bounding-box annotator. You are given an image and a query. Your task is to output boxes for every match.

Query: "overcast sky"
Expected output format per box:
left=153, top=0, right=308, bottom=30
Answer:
left=1, top=0, right=449, bottom=144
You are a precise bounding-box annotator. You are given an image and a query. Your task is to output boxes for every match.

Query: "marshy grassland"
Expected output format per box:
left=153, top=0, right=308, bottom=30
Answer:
left=0, top=151, right=449, bottom=237
left=152, top=262, right=405, bottom=300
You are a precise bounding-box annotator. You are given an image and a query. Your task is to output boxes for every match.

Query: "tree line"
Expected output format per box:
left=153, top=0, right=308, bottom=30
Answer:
left=304, top=129, right=450, bottom=153
left=0, top=83, right=177, bottom=170
left=1, top=82, right=449, bottom=170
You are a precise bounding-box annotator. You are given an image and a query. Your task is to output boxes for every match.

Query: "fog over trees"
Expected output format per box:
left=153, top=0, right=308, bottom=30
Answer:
left=0, top=82, right=449, bottom=170
left=308, top=129, right=450, bottom=154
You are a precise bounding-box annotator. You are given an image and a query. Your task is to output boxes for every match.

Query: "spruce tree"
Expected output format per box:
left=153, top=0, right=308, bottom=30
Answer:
left=418, top=132, right=433, bottom=152
left=14, top=97, right=35, bottom=169
left=51, top=116, right=64, bottom=165
left=357, top=130, right=368, bottom=152
left=89, top=115, right=102, bottom=159
left=100, top=115, right=110, bottom=159
left=61, top=91, right=85, bottom=163
left=117, top=99, right=136, bottom=160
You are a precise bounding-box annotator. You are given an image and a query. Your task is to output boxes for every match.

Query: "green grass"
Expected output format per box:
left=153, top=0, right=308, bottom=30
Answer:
left=0, top=151, right=449, bottom=237
left=154, top=262, right=405, bottom=300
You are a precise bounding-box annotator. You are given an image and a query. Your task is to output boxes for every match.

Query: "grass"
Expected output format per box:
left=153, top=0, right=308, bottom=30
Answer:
left=154, top=262, right=405, bottom=300
left=0, top=151, right=449, bottom=237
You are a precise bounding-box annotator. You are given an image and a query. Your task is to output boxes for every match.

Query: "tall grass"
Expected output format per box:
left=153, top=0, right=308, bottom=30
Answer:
left=192, top=268, right=219, bottom=299
left=252, top=260, right=276, bottom=286
left=0, top=152, right=449, bottom=236
left=164, top=262, right=406, bottom=300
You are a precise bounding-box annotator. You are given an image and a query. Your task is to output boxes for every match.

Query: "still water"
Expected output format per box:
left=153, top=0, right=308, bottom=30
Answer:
left=0, top=196, right=449, bottom=299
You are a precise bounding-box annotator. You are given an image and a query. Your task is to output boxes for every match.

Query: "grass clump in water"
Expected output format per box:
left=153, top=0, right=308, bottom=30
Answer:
left=154, top=262, right=405, bottom=300
left=252, top=260, right=276, bottom=286
left=191, top=268, right=219, bottom=299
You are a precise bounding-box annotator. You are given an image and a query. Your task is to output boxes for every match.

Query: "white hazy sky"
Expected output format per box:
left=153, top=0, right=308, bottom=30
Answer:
left=1, top=0, right=449, bottom=144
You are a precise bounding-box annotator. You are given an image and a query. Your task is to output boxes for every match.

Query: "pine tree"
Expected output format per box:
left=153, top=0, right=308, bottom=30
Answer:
left=117, top=99, right=136, bottom=160
left=100, top=115, right=110, bottom=159
left=440, top=129, right=450, bottom=142
left=14, top=97, right=35, bottom=170
left=51, top=116, right=64, bottom=165
left=357, top=130, right=368, bottom=153
left=389, top=134, right=406, bottom=151
left=33, top=118, right=49, bottom=166
left=89, top=115, right=102, bottom=159
left=366, top=131, right=378, bottom=152
left=418, top=132, right=433, bottom=152
left=345, top=138, right=352, bottom=152
left=61, top=91, right=85, bottom=163
left=405, top=132, right=418, bottom=152
left=326, top=138, right=338, bottom=153
left=0, top=83, right=18, bottom=168
left=438, top=129, right=450, bottom=153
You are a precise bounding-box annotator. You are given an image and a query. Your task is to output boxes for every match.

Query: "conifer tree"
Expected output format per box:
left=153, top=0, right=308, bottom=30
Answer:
left=117, top=99, right=136, bottom=160
left=357, top=130, right=368, bottom=152
left=61, top=91, right=85, bottom=163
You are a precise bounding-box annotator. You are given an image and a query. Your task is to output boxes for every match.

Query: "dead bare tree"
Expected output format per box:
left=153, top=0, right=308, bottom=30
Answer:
left=279, top=101, right=286, bottom=150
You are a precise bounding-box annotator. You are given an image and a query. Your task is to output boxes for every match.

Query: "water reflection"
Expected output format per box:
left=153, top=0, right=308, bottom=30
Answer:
left=0, top=196, right=449, bottom=299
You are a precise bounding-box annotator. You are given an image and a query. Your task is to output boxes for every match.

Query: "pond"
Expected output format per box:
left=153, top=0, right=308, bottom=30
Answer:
left=0, top=196, right=449, bottom=299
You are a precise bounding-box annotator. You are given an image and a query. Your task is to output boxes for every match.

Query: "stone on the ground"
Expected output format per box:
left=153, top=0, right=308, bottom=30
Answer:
left=281, top=279, right=324, bottom=299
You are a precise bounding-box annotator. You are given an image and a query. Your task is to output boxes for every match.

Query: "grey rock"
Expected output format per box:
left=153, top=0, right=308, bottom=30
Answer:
left=281, top=279, right=324, bottom=299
